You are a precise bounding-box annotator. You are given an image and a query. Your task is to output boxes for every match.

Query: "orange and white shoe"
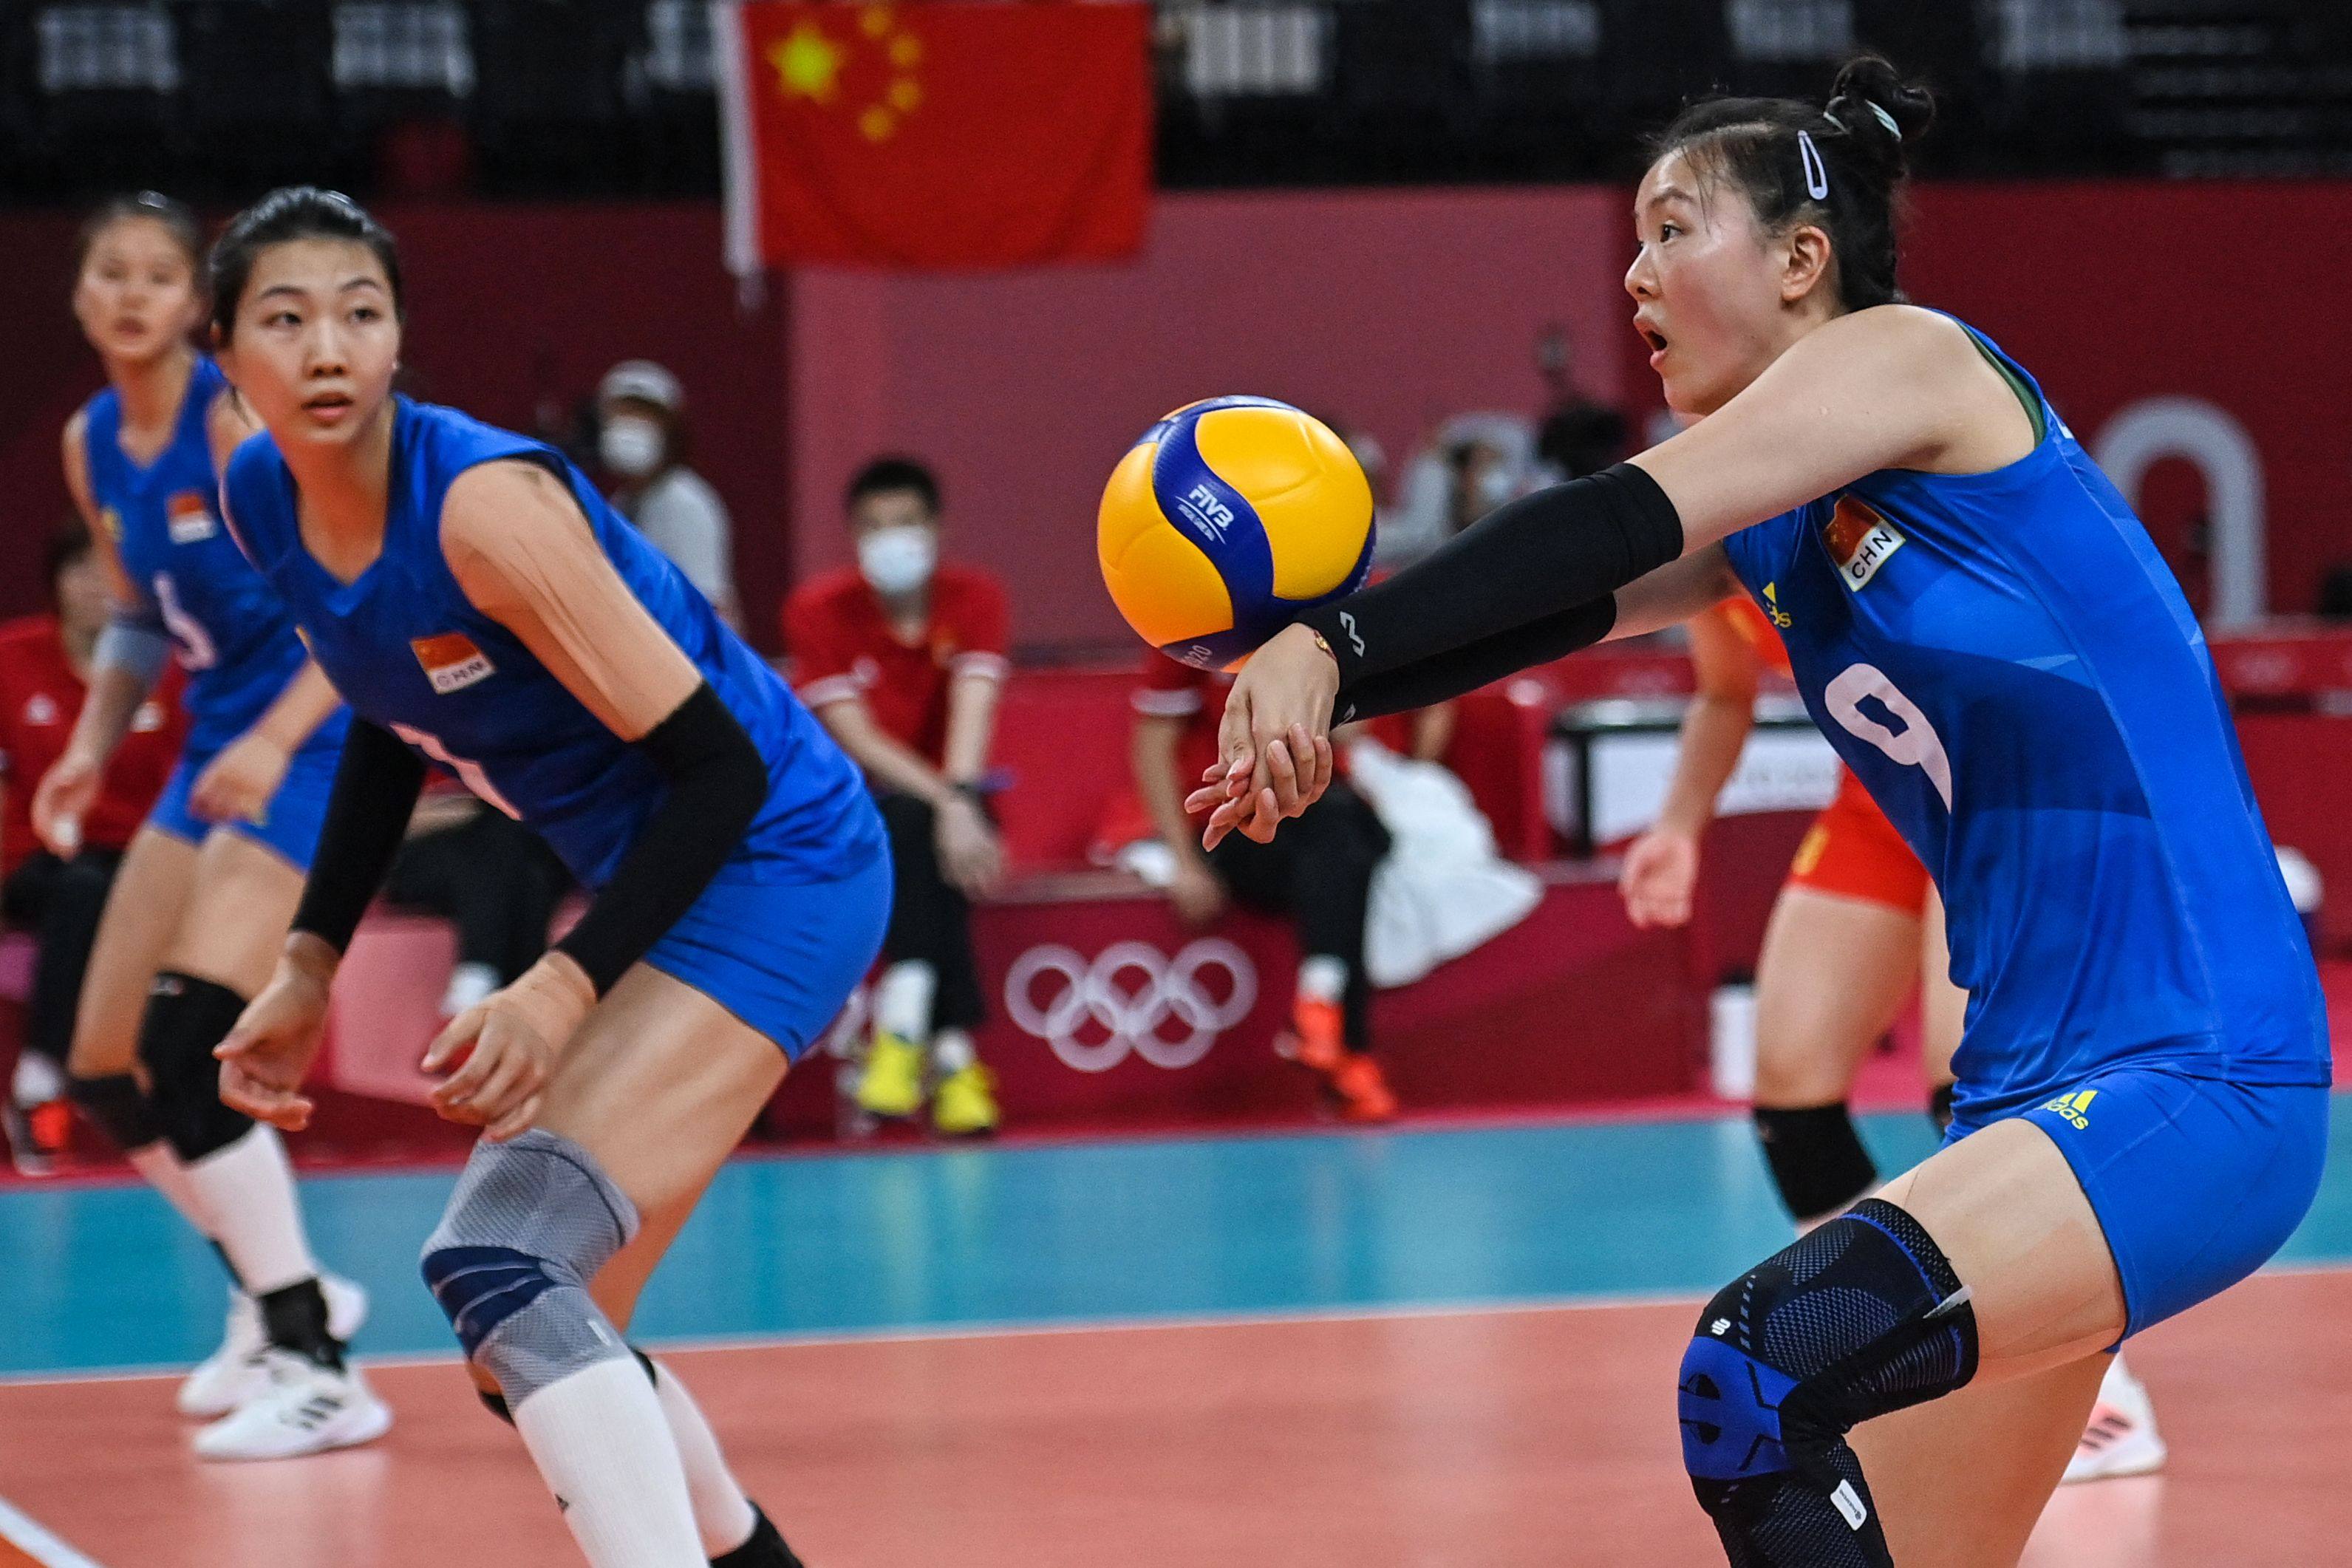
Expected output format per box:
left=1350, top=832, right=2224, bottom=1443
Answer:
left=2062, top=1355, right=2166, bottom=1483
left=1331, top=1055, right=1398, bottom=1123
left=1275, top=995, right=1348, bottom=1076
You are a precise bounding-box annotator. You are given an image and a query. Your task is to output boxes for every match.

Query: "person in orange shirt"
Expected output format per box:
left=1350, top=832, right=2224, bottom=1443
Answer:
left=785, top=457, right=1008, bottom=1136
left=0, top=522, right=187, bottom=1172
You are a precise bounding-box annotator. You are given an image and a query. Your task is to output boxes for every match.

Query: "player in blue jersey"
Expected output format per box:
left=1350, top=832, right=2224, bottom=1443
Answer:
left=208, top=188, right=881, bottom=1568
left=1197, top=57, right=2327, bottom=1566
left=32, top=193, right=384, bottom=1459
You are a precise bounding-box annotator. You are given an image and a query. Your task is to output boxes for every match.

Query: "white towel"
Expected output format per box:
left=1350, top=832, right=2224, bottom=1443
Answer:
left=1346, top=739, right=1544, bottom=988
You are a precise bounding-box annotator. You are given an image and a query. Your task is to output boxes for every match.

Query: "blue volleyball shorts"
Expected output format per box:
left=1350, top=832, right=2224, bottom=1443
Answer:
left=1946, top=1066, right=2329, bottom=1338
left=641, top=848, right=892, bottom=1063
left=146, top=734, right=341, bottom=873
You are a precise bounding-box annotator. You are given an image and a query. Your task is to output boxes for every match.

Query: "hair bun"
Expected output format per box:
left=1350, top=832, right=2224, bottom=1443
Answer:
left=1827, top=54, right=1934, bottom=152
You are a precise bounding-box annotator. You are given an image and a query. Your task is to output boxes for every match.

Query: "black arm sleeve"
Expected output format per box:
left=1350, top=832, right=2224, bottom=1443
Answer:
left=1336, top=597, right=1618, bottom=724
left=553, top=681, right=768, bottom=997
left=290, top=720, right=429, bottom=955
left=1299, top=462, right=1680, bottom=688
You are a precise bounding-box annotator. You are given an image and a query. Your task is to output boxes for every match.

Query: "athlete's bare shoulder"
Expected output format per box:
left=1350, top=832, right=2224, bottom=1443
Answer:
left=1834, top=304, right=2036, bottom=471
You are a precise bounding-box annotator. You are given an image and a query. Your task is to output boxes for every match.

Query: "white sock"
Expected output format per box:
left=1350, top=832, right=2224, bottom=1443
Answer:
left=515, top=1358, right=705, bottom=1567
left=185, top=1125, right=318, bottom=1295
left=931, top=1029, right=976, bottom=1075
left=126, top=1140, right=222, bottom=1238
left=12, top=1053, right=63, bottom=1106
left=651, top=1361, right=759, bottom=1557
left=873, top=960, right=935, bottom=1043
left=1297, top=955, right=1347, bottom=1004
left=440, top=961, right=500, bottom=1019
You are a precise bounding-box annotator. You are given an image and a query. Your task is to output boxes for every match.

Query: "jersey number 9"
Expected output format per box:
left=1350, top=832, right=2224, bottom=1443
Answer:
left=1824, top=663, right=1953, bottom=811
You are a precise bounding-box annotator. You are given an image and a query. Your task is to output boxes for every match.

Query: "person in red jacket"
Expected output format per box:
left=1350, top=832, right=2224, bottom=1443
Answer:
left=783, top=457, right=1008, bottom=1136
left=0, top=522, right=186, bottom=1172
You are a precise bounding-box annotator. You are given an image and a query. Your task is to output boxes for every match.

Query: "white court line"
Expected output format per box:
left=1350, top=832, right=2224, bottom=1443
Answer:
left=8, top=1255, right=2352, bottom=1392
left=0, top=1288, right=1704, bottom=1390
left=0, top=1495, right=105, bottom=1568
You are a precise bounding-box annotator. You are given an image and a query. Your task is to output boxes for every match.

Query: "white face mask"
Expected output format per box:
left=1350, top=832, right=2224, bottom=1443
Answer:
left=1474, top=466, right=1517, bottom=510
left=857, top=525, right=937, bottom=598
left=599, top=415, right=665, bottom=477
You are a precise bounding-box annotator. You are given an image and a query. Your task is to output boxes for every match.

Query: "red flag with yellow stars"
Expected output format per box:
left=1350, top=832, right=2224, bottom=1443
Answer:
left=720, top=1, right=1152, bottom=271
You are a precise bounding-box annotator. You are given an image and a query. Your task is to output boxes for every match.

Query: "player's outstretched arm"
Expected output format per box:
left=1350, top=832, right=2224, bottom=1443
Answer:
left=430, top=459, right=768, bottom=1135
left=1207, top=307, right=2011, bottom=844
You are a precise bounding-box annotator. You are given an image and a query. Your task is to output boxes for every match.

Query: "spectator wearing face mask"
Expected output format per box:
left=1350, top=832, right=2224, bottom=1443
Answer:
left=782, top=457, right=1009, bottom=1136
left=596, top=359, right=741, bottom=627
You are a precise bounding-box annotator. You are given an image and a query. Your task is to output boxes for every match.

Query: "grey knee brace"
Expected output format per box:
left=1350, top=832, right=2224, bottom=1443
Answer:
left=419, top=1128, right=640, bottom=1405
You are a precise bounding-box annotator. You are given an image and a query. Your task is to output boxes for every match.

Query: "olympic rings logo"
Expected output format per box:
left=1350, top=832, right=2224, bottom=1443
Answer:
left=1003, top=939, right=1258, bottom=1073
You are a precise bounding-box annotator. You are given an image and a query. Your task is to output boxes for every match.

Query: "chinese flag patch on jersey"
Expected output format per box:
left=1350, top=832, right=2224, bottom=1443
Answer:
left=1824, top=496, right=1906, bottom=590
left=166, top=491, right=216, bottom=545
left=412, top=632, right=495, bottom=695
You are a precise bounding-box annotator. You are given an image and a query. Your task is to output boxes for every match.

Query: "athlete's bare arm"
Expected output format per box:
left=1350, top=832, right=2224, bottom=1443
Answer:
left=36, top=412, right=160, bottom=851
left=440, top=460, right=703, bottom=742
left=1627, top=305, right=2036, bottom=553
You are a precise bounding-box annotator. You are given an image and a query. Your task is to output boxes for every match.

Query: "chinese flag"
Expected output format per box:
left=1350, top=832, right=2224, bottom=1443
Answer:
left=722, top=1, right=1152, bottom=271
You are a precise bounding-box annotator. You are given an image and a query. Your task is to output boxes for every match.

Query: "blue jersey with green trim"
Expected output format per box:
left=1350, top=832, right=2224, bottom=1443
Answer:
left=1719, top=318, right=2328, bottom=1120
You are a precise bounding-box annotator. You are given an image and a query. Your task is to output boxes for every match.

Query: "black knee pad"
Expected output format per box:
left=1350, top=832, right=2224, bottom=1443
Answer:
left=137, top=972, right=253, bottom=1161
left=1753, top=1102, right=1878, bottom=1224
left=67, top=1071, right=164, bottom=1151
left=1679, top=1199, right=1978, bottom=1566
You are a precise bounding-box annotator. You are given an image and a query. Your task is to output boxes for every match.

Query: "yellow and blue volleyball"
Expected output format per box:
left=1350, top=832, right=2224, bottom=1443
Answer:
left=1097, top=396, right=1376, bottom=671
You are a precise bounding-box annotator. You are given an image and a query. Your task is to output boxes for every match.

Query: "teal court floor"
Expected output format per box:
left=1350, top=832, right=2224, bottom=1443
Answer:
left=2, top=1102, right=2348, bottom=1566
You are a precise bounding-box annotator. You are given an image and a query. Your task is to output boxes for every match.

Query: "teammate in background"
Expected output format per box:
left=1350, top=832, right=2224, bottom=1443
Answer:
left=1201, top=57, right=2321, bottom=1562
left=1620, top=598, right=1963, bottom=1214
left=34, top=193, right=379, bottom=1457
left=1623, top=599, right=2169, bottom=1484
left=211, top=188, right=882, bottom=1568
left=0, top=522, right=186, bottom=1174
left=784, top=457, right=1006, bottom=1136
left=1131, top=652, right=1414, bottom=1122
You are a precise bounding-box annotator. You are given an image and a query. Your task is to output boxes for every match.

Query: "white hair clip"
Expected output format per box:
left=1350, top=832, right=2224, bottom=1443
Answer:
left=1797, top=130, right=1830, bottom=200
left=1868, top=101, right=1901, bottom=136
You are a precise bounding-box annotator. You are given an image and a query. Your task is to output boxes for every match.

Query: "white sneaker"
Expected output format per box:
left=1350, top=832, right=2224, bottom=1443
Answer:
left=2062, top=1355, right=2167, bottom=1483
left=177, top=1275, right=371, bottom=1418
left=191, top=1350, right=393, bottom=1461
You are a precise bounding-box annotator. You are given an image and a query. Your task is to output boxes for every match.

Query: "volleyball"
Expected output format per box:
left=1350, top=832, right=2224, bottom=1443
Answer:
left=1097, top=396, right=1376, bottom=671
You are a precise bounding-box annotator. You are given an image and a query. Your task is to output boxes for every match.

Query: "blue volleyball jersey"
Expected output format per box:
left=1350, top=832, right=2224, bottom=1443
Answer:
left=83, top=356, right=341, bottom=757
left=1719, top=318, right=2328, bottom=1119
left=221, top=398, right=881, bottom=890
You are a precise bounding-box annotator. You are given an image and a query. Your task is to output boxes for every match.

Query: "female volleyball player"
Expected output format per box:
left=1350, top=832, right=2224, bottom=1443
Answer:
left=36, top=192, right=380, bottom=1459
left=209, top=188, right=884, bottom=1568
left=1626, top=602, right=2168, bottom=1486
left=1199, top=58, right=2324, bottom=1564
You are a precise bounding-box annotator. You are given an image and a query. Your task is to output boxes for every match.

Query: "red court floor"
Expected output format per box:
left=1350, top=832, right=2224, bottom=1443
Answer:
left=2, top=1269, right=2347, bottom=1567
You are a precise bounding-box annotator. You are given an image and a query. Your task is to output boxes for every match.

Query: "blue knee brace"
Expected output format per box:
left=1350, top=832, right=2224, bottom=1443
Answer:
left=1678, top=1199, right=1979, bottom=1567
left=420, top=1129, right=640, bottom=1405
